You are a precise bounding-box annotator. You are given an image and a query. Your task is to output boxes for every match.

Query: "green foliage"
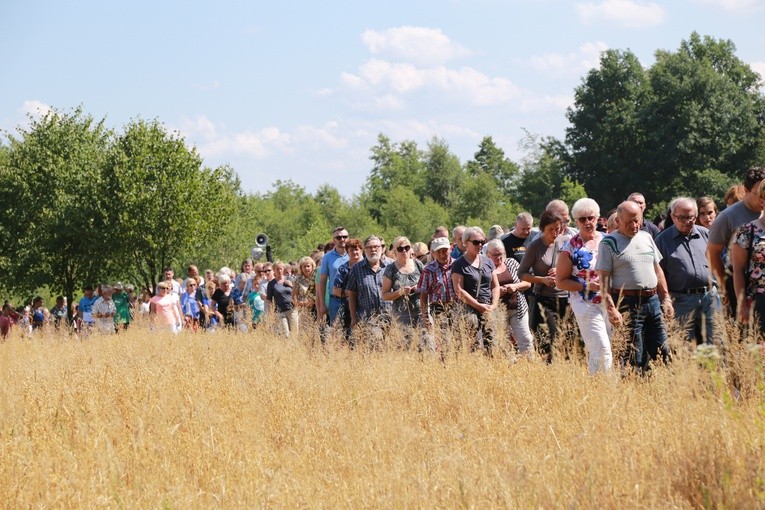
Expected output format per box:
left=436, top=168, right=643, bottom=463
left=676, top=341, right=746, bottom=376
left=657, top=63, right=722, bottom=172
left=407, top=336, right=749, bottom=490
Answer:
left=565, top=33, right=765, bottom=208
left=0, top=107, right=112, bottom=306
left=105, top=118, right=235, bottom=291
left=423, top=137, right=463, bottom=209
left=515, top=133, right=585, bottom=215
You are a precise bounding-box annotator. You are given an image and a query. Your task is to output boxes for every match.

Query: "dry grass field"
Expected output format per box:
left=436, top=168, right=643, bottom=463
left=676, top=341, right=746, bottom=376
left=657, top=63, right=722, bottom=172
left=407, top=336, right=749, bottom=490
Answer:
left=1, top=314, right=764, bottom=508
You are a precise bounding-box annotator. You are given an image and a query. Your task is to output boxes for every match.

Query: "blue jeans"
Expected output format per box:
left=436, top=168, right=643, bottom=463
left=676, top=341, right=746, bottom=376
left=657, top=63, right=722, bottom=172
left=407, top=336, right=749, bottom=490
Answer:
left=328, top=296, right=343, bottom=325
left=671, top=287, right=722, bottom=345
left=616, top=294, right=669, bottom=370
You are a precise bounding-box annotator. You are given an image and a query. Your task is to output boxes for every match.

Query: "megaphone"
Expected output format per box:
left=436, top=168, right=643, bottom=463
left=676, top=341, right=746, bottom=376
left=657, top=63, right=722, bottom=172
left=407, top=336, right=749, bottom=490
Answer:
left=255, top=233, right=269, bottom=247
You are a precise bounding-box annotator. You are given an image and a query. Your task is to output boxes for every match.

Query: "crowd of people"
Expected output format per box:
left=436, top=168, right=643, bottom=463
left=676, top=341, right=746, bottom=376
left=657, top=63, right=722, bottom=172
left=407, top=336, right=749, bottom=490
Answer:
left=3, top=167, right=765, bottom=375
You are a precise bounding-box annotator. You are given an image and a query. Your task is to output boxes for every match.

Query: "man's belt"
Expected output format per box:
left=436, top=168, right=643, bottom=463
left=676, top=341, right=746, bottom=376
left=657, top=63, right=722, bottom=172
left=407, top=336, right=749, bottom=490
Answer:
left=671, top=286, right=712, bottom=295
left=615, top=288, right=657, bottom=298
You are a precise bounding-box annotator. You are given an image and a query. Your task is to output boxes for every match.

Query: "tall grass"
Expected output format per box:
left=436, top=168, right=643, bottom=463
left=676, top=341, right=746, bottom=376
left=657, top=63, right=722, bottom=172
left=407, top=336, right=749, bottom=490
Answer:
left=0, top=313, right=763, bottom=508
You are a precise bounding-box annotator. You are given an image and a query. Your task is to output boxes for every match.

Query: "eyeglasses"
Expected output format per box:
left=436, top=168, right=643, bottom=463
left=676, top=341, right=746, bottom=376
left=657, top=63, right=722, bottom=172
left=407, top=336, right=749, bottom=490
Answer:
left=396, top=245, right=412, bottom=253
left=365, top=244, right=382, bottom=250
left=469, top=239, right=486, bottom=246
left=577, top=216, right=596, bottom=223
left=334, top=235, right=348, bottom=240
left=488, top=251, right=503, bottom=258
left=673, top=214, right=697, bottom=223
left=158, top=287, right=169, bottom=292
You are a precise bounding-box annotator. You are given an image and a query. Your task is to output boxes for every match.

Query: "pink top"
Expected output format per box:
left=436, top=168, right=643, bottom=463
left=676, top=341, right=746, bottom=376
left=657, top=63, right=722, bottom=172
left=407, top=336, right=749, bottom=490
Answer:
left=150, top=294, right=180, bottom=326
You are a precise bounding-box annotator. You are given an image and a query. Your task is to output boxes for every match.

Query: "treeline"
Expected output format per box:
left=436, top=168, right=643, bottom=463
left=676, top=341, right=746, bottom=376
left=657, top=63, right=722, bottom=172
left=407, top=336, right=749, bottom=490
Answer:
left=1, top=32, right=763, bottom=305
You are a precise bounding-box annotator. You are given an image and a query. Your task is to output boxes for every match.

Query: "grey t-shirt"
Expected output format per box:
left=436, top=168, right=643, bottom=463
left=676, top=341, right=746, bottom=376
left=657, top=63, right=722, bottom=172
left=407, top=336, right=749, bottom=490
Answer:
left=518, top=236, right=568, bottom=298
left=708, top=200, right=760, bottom=269
left=596, top=230, right=662, bottom=291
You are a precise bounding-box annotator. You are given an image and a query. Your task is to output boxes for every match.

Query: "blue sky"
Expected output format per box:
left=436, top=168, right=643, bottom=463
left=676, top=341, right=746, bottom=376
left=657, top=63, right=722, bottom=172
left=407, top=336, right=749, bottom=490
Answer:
left=2, top=0, right=764, bottom=198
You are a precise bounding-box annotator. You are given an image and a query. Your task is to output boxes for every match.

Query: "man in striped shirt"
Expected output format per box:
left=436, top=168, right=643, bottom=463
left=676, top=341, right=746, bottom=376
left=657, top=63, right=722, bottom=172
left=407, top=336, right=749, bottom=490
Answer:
left=417, top=237, right=456, bottom=353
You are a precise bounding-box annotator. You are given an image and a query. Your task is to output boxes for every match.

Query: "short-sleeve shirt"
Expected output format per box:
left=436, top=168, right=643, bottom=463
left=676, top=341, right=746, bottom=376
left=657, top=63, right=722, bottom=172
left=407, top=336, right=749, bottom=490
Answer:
left=79, top=295, right=99, bottom=324
left=266, top=279, right=294, bottom=313
left=382, top=260, right=423, bottom=318
left=320, top=249, right=349, bottom=297
left=451, top=255, right=495, bottom=305
left=734, top=221, right=765, bottom=296
left=518, top=236, right=568, bottom=298
left=708, top=200, right=761, bottom=270
left=345, top=259, right=391, bottom=321
left=596, top=231, right=662, bottom=290
left=417, top=258, right=455, bottom=305
left=501, top=233, right=534, bottom=264
left=655, top=224, right=712, bottom=292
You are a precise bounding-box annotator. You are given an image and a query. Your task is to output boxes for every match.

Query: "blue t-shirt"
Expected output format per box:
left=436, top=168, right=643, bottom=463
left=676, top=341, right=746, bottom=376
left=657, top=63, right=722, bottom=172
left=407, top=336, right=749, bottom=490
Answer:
left=320, top=249, right=349, bottom=300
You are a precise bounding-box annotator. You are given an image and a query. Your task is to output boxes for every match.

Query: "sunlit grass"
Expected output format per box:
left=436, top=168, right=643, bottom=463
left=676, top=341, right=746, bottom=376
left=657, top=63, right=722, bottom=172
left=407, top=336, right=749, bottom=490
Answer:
left=0, top=312, right=763, bottom=508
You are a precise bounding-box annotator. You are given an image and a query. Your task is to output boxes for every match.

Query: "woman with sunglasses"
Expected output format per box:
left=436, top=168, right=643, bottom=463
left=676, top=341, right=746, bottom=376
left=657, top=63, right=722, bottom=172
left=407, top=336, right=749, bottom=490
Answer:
left=555, top=198, right=613, bottom=374
left=451, top=226, right=500, bottom=355
left=150, top=282, right=182, bottom=333
left=382, top=236, right=424, bottom=347
left=518, top=210, right=567, bottom=363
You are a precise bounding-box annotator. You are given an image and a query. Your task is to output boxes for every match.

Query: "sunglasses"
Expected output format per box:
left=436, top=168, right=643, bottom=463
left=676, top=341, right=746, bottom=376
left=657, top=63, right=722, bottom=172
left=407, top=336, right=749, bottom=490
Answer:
left=334, top=235, right=349, bottom=240
left=577, top=216, right=596, bottom=223
left=469, top=239, right=486, bottom=246
left=396, top=245, right=412, bottom=253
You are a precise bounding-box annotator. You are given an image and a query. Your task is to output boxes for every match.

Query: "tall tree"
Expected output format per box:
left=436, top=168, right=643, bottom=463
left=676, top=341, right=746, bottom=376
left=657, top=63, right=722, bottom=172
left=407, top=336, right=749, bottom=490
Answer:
left=464, top=136, right=520, bottom=200
left=105, top=118, right=230, bottom=291
left=0, top=107, right=112, bottom=307
left=565, top=49, right=650, bottom=209
left=645, top=32, right=765, bottom=200
left=363, top=134, right=425, bottom=221
left=422, top=137, right=463, bottom=208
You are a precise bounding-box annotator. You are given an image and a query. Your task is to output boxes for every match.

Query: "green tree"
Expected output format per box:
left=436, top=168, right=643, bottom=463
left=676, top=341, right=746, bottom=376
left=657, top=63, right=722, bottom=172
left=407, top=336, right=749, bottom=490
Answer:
left=105, top=118, right=233, bottom=291
left=0, top=107, right=112, bottom=307
left=377, top=185, right=450, bottom=243
left=362, top=134, right=425, bottom=221
left=644, top=32, right=765, bottom=201
left=516, top=134, right=586, bottom=214
left=565, top=49, right=650, bottom=209
left=464, top=136, right=519, bottom=201
left=422, top=137, right=464, bottom=208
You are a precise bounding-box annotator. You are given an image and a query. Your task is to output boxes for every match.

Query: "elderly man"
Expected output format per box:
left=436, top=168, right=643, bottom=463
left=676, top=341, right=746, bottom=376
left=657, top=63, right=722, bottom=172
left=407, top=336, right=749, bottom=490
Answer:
left=501, top=212, right=535, bottom=264
left=546, top=199, right=578, bottom=237
left=317, top=226, right=350, bottom=327
left=597, top=201, right=674, bottom=371
left=417, top=237, right=456, bottom=352
left=655, top=197, right=721, bottom=345
left=450, top=225, right=467, bottom=260
left=345, top=235, right=391, bottom=331
left=707, top=167, right=765, bottom=317
left=627, top=192, right=661, bottom=238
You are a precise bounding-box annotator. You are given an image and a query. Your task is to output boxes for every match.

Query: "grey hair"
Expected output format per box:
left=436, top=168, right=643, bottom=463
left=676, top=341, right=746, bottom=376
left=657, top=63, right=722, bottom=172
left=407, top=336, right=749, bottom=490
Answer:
left=452, top=225, right=466, bottom=239
left=669, top=197, right=697, bottom=215
left=546, top=199, right=569, bottom=213
left=485, top=239, right=506, bottom=255
left=571, top=198, right=600, bottom=219
left=218, top=274, right=231, bottom=284
left=462, top=226, right=486, bottom=244
left=363, top=235, right=381, bottom=247
left=488, top=225, right=504, bottom=240
left=516, top=212, right=533, bottom=225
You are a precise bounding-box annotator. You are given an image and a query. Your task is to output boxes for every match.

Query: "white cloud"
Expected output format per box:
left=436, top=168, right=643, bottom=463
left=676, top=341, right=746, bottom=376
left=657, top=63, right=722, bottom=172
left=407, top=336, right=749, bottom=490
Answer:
left=20, top=100, right=52, bottom=120
left=694, top=0, right=762, bottom=12
left=530, top=41, right=609, bottom=76
left=361, top=26, right=470, bottom=65
left=345, top=59, right=521, bottom=106
left=576, top=0, right=667, bottom=28
left=179, top=115, right=291, bottom=158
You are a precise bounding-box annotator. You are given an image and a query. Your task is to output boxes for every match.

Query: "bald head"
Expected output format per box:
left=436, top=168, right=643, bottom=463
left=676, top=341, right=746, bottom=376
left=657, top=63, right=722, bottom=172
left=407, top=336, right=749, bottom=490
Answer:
left=616, top=201, right=642, bottom=238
